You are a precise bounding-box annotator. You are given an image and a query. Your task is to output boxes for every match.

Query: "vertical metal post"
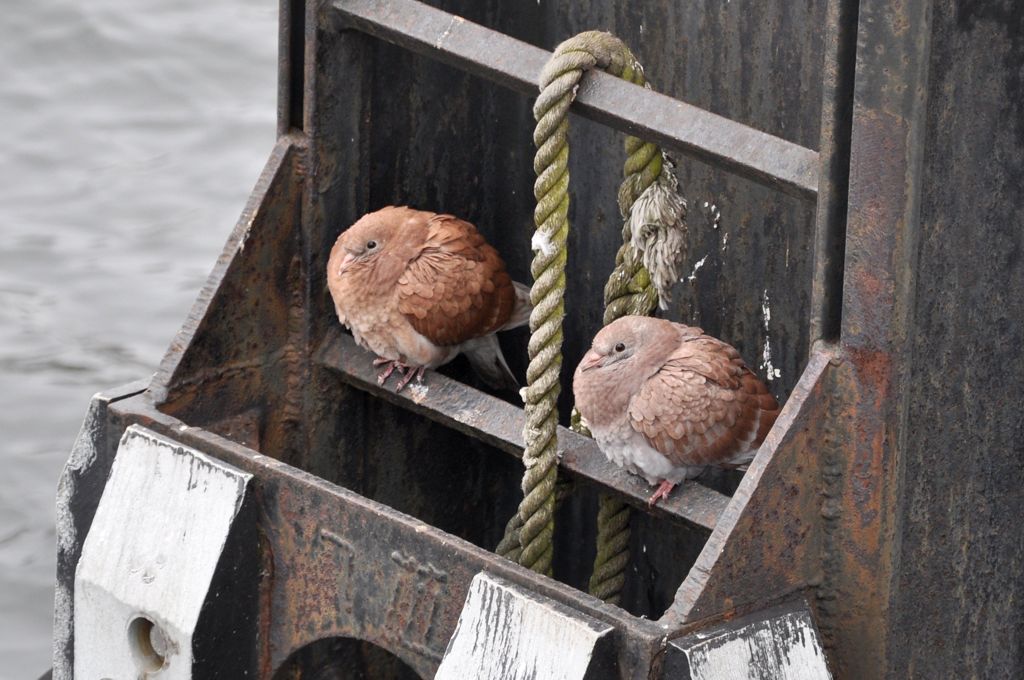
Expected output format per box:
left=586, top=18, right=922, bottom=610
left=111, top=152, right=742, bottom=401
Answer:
left=278, top=0, right=307, bottom=135
left=809, top=0, right=860, bottom=345
left=817, top=0, right=932, bottom=676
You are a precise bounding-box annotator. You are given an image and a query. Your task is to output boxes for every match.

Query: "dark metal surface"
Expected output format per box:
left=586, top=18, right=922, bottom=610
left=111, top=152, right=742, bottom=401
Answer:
left=887, top=2, right=1024, bottom=677
left=809, top=0, right=858, bottom=344
left=334, top=0, right=820, bottom=200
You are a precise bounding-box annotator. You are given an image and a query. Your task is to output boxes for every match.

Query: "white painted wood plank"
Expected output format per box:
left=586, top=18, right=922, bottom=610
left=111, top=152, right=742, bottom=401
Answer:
left=435, top=572, right=614, bottom=680
left=73, top=425, right=251, bottom=679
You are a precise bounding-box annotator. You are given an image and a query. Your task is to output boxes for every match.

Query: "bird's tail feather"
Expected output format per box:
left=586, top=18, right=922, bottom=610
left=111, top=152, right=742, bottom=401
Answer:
left=501, top=280, right=532, bottom=331
left=462, top=333, right=519, bottom=392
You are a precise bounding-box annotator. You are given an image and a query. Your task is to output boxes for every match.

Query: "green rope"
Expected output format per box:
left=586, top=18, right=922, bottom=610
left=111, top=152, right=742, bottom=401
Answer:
left=497, top=32, right=682, bottom=596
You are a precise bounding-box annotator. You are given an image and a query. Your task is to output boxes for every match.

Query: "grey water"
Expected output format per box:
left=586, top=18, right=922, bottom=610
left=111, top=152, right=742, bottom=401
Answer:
left=0, top=1, right=277, bottom=675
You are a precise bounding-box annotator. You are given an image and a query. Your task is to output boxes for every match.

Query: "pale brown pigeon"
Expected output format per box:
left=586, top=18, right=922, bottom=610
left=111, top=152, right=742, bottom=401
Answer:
left=573, top=315, right=780, bottom=506
left=327, top=206, right=530, bottom=391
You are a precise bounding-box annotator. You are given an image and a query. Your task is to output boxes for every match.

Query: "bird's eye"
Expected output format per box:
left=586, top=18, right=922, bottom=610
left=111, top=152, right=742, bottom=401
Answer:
left=614, top=342, right=626, bottom=353
left=366, top=240, right=378, bottom=250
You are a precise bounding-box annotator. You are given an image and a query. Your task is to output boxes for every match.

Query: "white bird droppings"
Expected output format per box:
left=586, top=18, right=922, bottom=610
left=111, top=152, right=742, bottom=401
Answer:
left=686, top=254, right=709, bottom=283
left=759, top=289, right=782, bottom=381
left=531, top=230, right=558, bottom=256
left=406, top=382, right=430, bottom=402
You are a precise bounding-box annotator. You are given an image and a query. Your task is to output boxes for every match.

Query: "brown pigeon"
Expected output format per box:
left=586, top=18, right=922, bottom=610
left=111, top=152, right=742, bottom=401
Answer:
left=327, top=206, right=530, bottom=391
left=573, top=315, right=780, bottom=506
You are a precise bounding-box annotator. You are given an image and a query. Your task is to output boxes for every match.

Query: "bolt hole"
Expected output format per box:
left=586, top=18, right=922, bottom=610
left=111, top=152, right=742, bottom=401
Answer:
left=128, top=616, right=167, bottom=672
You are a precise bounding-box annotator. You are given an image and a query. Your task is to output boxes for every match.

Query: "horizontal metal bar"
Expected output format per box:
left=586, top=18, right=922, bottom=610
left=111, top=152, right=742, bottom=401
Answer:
left=315, top=331, right=730, bottom=532
left=333, top=0, right=820, bottom=200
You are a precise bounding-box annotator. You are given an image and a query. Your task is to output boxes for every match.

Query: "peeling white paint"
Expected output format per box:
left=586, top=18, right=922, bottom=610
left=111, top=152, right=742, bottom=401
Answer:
left=436, top=573, right=612, bottom=680
left=699, top=199, right=722, bottom=231
left=761, top=336, right=782, bottom=381
left=74, top=426, right=251, bottom=680
left=677, top=606, right=832, bottom=679
left=238, top=224, right=252, bottom=252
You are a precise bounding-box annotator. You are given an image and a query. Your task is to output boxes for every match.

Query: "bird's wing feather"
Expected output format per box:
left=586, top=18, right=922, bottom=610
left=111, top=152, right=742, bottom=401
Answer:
left=397, top=214, right=515, bottom=346
left=627, top=336, right=779, bottom=467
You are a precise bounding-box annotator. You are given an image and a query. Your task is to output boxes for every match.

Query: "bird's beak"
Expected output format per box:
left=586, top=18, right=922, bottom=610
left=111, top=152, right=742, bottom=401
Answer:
left=337, top=251, right=357, bottom=275
left=578, top=350, right=603, bottom=372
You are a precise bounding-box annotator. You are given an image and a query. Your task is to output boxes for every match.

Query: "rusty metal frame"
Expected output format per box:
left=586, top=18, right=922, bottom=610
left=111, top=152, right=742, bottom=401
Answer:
left=54, top=0, right=940, bottom=676
left=310, top=0, right=841, bottom=626
left=300, top=0, right=871, bottom=674
left=153, top=0, right=845, bottom=675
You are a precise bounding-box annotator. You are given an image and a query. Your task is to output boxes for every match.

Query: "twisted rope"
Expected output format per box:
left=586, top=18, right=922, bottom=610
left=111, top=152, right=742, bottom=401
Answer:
left=497, top=32, right=686, bottom=595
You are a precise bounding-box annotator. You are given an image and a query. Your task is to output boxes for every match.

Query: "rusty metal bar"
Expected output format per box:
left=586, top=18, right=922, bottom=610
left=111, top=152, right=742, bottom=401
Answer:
left=332, top=0, right=820, bottom=200
left=816, top=0, right=933, bottom=675
left=315, top=331, right=730, bottom=532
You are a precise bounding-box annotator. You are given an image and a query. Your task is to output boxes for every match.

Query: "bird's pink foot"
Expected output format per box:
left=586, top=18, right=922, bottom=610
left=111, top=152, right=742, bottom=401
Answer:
left=647, top=480, right=677, bottom=507
left=394, top=365, right=427, bottom=392
left=374, top=358, right=407, bottom=386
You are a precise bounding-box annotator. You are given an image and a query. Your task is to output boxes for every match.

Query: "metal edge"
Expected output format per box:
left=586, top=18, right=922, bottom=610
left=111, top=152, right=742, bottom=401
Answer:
left=660, top=347, right=835, bottom=629
left=149, top=136, right=303, bottom=405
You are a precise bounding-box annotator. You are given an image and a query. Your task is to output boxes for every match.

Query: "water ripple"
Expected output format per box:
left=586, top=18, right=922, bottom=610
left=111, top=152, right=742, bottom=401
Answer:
left=0, top=0, right=277, bottom=674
